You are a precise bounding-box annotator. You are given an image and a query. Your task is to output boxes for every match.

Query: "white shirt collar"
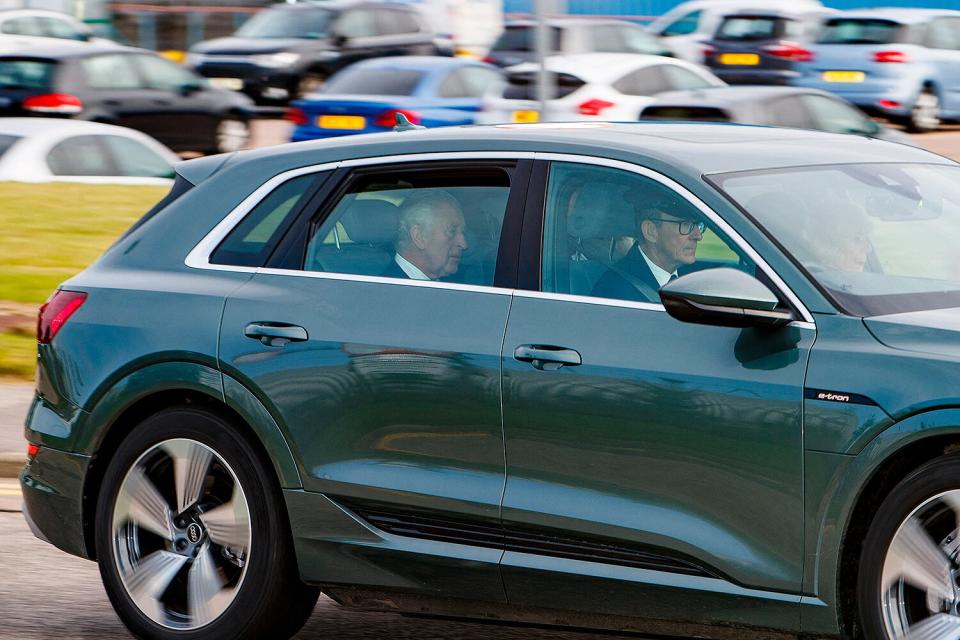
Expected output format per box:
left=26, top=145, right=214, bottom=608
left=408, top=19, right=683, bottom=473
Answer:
left=638, top=246, right=676, bottom=287
left=395, top=253, right=431, bottom=280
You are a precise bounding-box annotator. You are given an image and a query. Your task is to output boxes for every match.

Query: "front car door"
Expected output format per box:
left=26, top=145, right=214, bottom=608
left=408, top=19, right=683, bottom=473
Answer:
left=214, top=154, right=532, bottom=601
left=498, top=156, right=814, bottom=633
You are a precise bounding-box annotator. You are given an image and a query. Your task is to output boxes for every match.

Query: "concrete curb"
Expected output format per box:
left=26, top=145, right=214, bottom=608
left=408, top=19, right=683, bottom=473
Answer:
left=0, top=452, right=24, bottom=478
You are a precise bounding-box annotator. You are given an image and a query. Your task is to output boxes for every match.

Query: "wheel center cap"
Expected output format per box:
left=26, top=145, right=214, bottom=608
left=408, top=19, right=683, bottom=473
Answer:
left=186, top=522, right=204, bottom=544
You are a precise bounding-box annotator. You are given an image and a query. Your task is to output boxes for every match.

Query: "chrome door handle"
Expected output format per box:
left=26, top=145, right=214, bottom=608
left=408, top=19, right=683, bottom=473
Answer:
left=513, top=344, right=582, bottom=371
left=244, top=322, right=308, bottom=347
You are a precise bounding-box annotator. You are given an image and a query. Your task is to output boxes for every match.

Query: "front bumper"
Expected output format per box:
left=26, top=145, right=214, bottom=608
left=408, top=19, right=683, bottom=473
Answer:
left=20, top=445, right=92, bottom=559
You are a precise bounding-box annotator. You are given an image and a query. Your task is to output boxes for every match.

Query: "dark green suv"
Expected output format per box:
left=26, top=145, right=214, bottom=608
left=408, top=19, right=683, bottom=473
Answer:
left=21, top=122, right=960, bottom=640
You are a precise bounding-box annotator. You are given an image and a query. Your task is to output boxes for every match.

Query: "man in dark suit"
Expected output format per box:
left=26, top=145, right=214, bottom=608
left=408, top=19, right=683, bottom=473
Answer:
left=384, top=190, right=468, bottom=281
left=592, top=199, right=704, bottom=302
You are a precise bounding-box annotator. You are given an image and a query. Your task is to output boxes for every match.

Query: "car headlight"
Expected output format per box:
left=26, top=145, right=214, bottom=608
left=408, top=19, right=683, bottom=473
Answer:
left=251, top=52, right=301, bottom=68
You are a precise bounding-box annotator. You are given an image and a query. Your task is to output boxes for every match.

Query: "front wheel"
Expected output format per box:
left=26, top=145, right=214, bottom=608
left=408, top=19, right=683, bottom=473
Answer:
left=906, top=88, right=940, bottom=132
left=858, top=456, right=960, bottom=639
left=94, top=407, right=318, bottom=640
left=214, top=117, right=250, bottom=154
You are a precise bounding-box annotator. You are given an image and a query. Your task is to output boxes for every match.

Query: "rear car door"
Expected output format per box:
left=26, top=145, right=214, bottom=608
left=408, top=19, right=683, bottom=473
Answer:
left=76, top=53, right=158, bottom=136
left=215, top=154, right=532, bottom=600
left=498, top=156, right=812, bottom=631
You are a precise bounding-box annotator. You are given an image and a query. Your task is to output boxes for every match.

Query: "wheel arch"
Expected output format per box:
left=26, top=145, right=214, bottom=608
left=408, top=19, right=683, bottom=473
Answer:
left=79, top=362, right=303, bottom=559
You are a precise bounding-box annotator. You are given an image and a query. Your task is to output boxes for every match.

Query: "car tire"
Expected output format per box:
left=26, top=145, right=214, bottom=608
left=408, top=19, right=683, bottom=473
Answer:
left=94, top=406, right=319, bottom=640
left=857, top=455, right=960, bottom=639
left=214, top=116, right=250, bottom=154
left=296, top=71, right=327, bottom=98
left=906, top=88, right=940, bottom=133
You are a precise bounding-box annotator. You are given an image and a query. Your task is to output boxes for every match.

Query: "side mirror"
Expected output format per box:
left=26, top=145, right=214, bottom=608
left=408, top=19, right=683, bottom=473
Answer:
left=659, top=268, right=794, bottom=328
left=331, top=32, right=348, bottom=47
left=179, top=81, right=203, bottom=95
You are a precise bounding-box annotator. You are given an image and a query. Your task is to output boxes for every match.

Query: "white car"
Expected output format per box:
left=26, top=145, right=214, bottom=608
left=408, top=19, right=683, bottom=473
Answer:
left=479, top=53, right=725, bottom=124
left=0, top=118, right=178, bottom=184
left=646, top=0, right=824, bottom=62
left=0, top=9, right=114, bottom=53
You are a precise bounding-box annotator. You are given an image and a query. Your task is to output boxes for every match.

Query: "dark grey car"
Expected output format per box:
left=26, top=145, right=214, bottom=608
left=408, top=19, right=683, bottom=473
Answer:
left=187, top=0, right=443, bottom=104
left=640, top=85, right=912, bottom=144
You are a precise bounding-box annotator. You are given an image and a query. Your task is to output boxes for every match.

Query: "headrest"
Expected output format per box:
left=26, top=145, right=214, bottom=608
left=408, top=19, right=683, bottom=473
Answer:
left=340, top=198, right=399, bottom=244
left=567, top=182, right=637, bottom=238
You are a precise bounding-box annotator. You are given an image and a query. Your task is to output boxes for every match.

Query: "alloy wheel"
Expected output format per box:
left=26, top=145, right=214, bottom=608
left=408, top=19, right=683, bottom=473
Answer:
left=110, top=438, right=251, bottom=631
left=215, top=119, right=249, bottom=153
left=910, top=90, right=940, bottom=132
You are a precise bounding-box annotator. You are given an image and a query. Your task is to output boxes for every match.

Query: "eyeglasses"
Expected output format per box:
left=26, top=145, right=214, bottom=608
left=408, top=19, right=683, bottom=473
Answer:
left=650, top=218, right=706, bottom=236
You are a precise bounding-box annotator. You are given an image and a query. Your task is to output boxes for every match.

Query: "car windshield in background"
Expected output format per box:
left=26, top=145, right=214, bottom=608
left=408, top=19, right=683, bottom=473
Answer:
left=712, top=163, right=960, bottom=316
left=323, top=69, right=425, bottom=95
left=716, top=17, right=780, bottom=41
left=491, top=26, right=562, bottom=52
left=817, top=19, right=902, bottom=45
left=236, top=8, right=333, bottom=39
left=0, top=59, right=55, bottom=89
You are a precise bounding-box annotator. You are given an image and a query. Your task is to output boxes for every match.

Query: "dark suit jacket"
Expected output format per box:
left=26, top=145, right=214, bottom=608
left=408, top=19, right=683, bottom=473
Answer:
left=591, top=248, right=686, bottom=302
left=381, top=257, right=410, bottom=279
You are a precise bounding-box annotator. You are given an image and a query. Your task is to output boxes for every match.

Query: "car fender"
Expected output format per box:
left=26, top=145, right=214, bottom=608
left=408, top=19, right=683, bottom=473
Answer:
left=801, top=408, right=960, bottom=634
left=77, top=360, right=301, bottom=488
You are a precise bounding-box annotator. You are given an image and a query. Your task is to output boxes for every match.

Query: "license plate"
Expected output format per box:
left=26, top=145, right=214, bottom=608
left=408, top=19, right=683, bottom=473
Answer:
left=512, top=110, right=540, bottom=123
left=719, top=53, right=759, bottom=65
left=822, top=70, right=865, bottom=83
left=209, top=77, right=243, bottom=90
left=318, top=115, right=366, bottom=130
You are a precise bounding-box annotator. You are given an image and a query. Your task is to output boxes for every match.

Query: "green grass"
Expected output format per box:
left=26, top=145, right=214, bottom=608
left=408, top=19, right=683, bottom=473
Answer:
left=0, top=182, right=167, bottom=380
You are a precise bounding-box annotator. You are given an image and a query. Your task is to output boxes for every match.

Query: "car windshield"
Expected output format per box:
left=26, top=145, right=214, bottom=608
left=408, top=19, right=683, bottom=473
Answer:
left=0, top=59, right=55, bottom=89
left=491, top=25, right=562, bottom=52
left=711, top=163, right=960, bottom=316
left=817, top=19, right=902, bottom=45
left=716, top=17, right=781, bottom=41
left=236, top=7, right=333, bottom=39
left=323, top=68, right=425, bottom=95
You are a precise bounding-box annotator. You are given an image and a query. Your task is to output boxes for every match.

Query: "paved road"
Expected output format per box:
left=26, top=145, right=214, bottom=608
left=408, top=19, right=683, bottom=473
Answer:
left=0, top=511, right=650, bottom=640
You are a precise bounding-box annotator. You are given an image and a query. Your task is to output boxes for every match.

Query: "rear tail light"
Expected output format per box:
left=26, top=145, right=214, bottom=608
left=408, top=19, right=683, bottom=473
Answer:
left=761, top=41, right=814, bottom=62
left=27, top=443, right=39, bottom=459
left=874, top=50, right=908, bottom=63
left=578, top=99, right=615, bottom=116
left=374, top=109, right=421, bottom=128
left=37, top=290, right=86, bottom=344
left=879, top=99, right=902, bottom=110
left=22, top=93, right=83, bottom=114
left=284, top=106, right=308, bottom=126
left=702, top=44, right=716, bottom=61
left=482, top=55, right=496, bottom=64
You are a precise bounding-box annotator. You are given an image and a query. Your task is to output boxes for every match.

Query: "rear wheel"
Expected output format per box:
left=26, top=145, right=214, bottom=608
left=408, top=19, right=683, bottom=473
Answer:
left=906, top=88, right=940, bottom=132
left=214, top=117, right=250, bottom=154
left=858, top=456, right=960, bottom=639
left=94, top=407, right=318, bottom=640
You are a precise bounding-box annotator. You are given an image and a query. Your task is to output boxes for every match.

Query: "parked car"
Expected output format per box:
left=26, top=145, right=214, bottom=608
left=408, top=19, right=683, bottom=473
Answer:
left=0, top=42, right=254, bottom=154
left=646, top=0, right=824, bottom=62
left=0, top=118, right=176, bottom=183
left=287, top=56, right=503, bottom=140
left=703, top=8, right=835, bottom=85
left=483, top=18, right=671, bottom=68
left=793, top=8, right=960, bottom=132
left=480, top=53, right=724, bottom=123
left=0, top=9, right=102, bottom=43
left=187, top=0, right=444, bottom=104
left=22, top=121, right=960, bottom=640
left=640, top=85, right=911, bottom=143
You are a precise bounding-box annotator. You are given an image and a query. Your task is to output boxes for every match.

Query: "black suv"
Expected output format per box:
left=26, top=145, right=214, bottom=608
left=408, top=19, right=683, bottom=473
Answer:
left=187, top=0, right=444, bottom=104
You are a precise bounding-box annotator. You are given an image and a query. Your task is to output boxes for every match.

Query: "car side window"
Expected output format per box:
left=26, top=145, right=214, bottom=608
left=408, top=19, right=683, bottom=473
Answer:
left=102, top=136, right=173, bottom=177
left=612, top=67, right=669, bottom=96
left=38, top=16, right=85, bottom=40
left=47, top=136, right=115, bottom=176
left=336, top=9, right=377, bottom=39
left=542, top=161, right=749, bottom=302
left=377, top=8, right=420, bottom=35
left=438, top=69, right=469, bottom=98
left=134, top=54, right=200, bottom=91
left=303, top=165, right=512, bottom=286
left=1, top=17, right=44, bottom=36
left=439, top=67, right=502, bottom=98
left=767, top=96, right=814, bottom=129
left=590, top=25, right=628, bottom=52
left=926, top=18, right=960, bottom=49
left=81, top=54, right=141, bottom=89
left=801, top=94, right=874, bottom=134
left=662, top=65, right=713, bottom=90
left=210, top=173, right=319, bottom=267
left=662, top=10, right=700, bottom=37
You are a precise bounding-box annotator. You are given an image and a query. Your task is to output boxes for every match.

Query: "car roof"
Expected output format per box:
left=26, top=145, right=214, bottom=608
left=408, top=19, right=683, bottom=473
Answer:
left=200, top=123, right=944, bottom=185
left=507, top=53, right=703, bottom=82
left=647, top=86, right=834, bottom=107
left=0, top=42, right=143, bottom=58
left=350, top=56, right=494, bottom=71
left=827, top=8, right=960, bottom=23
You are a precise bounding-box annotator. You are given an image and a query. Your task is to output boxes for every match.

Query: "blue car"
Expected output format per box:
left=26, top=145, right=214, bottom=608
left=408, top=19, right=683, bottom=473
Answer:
left=792, top=8, right=960, bottom=132
left=288, top=56, right=504, bottom=140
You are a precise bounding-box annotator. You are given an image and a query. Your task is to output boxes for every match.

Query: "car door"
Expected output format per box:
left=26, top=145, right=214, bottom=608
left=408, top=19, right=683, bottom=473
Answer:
left=217, top=155, right=532, bottom=600
left=76, top=53, right=157, bottom=136
left=498, top=157, right=813, bottom=631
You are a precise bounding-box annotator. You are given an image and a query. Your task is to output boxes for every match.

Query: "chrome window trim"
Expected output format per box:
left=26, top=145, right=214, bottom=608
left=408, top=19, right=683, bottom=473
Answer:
left=531, top=152, right=816, bottom=325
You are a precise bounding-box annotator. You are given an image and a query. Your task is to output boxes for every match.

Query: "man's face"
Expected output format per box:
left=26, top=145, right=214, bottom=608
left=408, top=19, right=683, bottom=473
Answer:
left=414, top=204, right=468, bottom=279
left=640, top=213, right=702, bottom=273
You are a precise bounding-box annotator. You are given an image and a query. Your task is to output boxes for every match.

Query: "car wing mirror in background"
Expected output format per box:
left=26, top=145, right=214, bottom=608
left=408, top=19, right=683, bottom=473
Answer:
left=331, top=32, right=349, bottom=47
left=178, top=81, right=204, bottom=95
left=660, top=268, right=794, bottom=328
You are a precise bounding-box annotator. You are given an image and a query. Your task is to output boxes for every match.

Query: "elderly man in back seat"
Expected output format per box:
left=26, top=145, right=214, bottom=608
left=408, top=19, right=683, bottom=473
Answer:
left=383, top=190, right=469, bottom=281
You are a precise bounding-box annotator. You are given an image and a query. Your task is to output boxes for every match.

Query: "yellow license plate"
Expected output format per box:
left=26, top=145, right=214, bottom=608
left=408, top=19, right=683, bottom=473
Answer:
left=822, top=71, right=865, bottom=83
left=719, top=53, right=759, bottom=65
left=318, top=115, right=366, bottom=129
left=512, top=110, right=540, bottom=123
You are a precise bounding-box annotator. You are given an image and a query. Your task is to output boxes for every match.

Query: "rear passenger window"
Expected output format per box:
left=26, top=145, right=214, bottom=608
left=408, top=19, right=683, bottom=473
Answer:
left=81, top=54, right=141, bottom=89
left=210, top=173, right=319, bottom=267
left=47, top=136, right=114, bottom=175
left=303, top=166, right=511, bottom=286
